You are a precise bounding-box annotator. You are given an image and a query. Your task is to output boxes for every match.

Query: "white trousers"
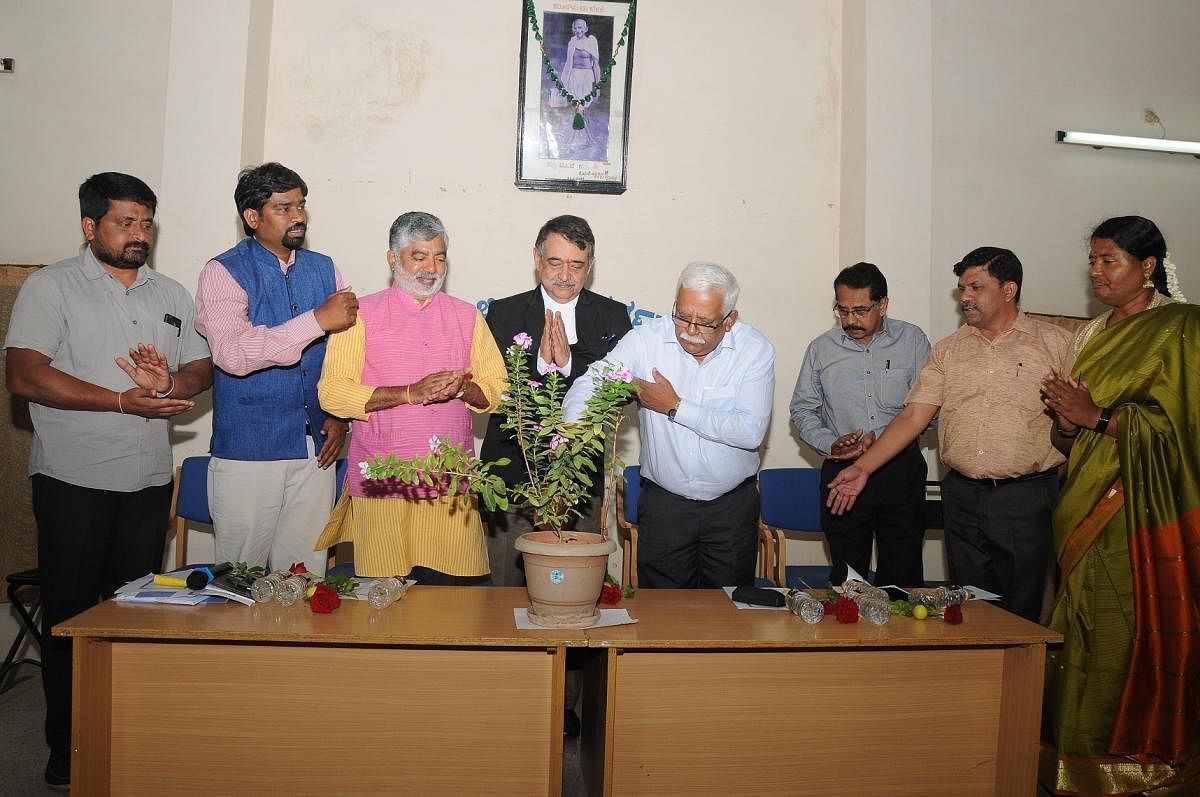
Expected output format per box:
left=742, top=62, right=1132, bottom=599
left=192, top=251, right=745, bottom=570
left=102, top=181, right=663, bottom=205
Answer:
left=208, top=440, right=334, bottom=576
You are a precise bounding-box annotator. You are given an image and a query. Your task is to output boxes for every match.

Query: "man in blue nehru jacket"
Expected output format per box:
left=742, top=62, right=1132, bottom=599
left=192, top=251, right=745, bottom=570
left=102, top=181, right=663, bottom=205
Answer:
left=196, top=163, right=358, bottom=576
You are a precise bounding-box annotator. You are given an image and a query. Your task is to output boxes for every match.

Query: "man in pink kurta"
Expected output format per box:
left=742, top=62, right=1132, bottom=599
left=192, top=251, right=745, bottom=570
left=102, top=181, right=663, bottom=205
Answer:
left=316, top=212, right=506, bottom=583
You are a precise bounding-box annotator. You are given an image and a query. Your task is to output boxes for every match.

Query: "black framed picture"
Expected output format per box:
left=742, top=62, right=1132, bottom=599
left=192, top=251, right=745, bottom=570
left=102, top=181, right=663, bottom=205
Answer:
left=515, top=0, right=637, bottom=194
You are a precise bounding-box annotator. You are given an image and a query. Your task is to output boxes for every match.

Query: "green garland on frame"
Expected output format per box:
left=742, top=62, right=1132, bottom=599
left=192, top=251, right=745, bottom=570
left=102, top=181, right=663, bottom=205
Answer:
left=525, top=0, right=636, bottom=130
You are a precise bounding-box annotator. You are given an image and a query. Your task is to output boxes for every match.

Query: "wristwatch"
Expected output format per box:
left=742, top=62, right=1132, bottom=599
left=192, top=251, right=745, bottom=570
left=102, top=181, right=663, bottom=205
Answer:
left=667, top=399, right=681, bottom=422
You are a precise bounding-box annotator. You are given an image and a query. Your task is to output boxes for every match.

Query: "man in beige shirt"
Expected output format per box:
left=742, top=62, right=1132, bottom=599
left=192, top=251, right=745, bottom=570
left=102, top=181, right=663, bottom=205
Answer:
left=827, top=247, right=1070, bottom=621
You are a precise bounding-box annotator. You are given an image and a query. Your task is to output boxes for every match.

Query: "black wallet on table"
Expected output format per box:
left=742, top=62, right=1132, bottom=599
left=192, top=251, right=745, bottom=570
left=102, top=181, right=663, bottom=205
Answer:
left=730, top=585, right=786, bottom=607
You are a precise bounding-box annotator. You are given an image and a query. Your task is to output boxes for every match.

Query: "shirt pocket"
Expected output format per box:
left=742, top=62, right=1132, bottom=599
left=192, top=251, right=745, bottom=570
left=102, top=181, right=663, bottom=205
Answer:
left=880, top=367, right=915, bottom=410
left=701, top=385, right=737, bottom=410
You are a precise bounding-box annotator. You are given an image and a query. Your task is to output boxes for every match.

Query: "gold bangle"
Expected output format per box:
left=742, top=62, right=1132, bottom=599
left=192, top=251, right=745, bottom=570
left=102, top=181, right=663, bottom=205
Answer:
left=117, top=391, right=125, bottom=414
left=406, top=385, right=412, bottom=405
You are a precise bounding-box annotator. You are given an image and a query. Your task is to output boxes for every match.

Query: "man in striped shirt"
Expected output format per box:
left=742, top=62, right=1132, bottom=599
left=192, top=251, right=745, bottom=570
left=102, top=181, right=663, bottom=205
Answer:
left=196, top=163, right=358, bottom=577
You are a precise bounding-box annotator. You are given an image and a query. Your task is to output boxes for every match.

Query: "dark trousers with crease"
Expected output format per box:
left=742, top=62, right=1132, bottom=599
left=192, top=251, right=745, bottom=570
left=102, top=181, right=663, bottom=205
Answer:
left=32, top=474, right=171, bottom=760
left=939, top=469, right=1058, bottom=622
left=819, top=444, right=928, bottom=587
left=636, top=477, right=759, bottom=589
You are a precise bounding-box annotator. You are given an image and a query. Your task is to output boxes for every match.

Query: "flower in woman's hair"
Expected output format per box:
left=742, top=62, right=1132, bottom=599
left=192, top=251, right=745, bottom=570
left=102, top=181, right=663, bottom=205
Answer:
left=549, top=434, right=567, bottom=451
left=428, top=434, right=442, bottom=451
left=309, top=582, right=341, bottom=614
left=513, top=332, right=533, bottom=350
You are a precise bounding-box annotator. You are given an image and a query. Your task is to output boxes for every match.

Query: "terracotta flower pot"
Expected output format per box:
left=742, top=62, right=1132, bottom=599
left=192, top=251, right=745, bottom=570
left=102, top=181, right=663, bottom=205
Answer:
left=514, top=531, right=617, bottom=628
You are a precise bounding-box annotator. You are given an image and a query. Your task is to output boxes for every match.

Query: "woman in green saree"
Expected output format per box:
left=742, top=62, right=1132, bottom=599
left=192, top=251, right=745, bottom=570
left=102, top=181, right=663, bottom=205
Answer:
left=1039, top=216, right=1199, bottom=795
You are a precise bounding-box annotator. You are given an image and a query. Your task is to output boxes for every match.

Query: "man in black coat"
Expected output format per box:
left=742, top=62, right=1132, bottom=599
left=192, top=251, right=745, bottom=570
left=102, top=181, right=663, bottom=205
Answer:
left=481, top=215, right=631, bottom=587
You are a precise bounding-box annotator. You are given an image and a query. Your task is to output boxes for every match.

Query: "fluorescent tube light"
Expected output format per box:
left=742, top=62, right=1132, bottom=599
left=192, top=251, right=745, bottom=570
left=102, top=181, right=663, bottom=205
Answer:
left=1057, top=130, right=1200, bottom=157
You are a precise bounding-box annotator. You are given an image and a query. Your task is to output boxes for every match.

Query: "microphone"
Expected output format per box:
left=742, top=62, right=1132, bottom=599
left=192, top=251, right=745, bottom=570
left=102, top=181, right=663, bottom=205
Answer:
left=186, top=562, right=233, bottom=590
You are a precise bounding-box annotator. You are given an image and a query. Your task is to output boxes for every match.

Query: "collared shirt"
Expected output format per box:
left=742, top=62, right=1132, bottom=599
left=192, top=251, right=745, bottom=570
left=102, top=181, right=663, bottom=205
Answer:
left=906, top=311, right=1071, bottom=479
left=535, top=285, right=578, bottom=375
left=4, top=249, right=210, bottom=491
left=563, top=314, right=774, bottom=501
left=195, top=249, right=346, bottom=376
left=790, top=316, right=931, bottom=456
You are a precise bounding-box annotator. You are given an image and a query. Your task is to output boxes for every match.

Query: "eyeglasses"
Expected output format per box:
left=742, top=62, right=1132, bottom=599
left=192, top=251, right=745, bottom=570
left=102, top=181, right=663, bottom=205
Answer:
left=670, top=304, right=731, bottom=333
left=832, top=301, right=880, bottom=319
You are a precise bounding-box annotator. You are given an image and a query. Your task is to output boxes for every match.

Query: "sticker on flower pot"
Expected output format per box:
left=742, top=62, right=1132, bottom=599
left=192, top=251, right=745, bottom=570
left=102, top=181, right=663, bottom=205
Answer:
left=550, top=569, right=565, bottom=584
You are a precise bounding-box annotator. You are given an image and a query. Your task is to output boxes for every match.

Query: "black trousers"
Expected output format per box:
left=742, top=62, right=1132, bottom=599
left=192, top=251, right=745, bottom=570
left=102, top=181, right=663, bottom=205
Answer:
left=636, top=477, right=759, bottom=589
left=940, top=469, right=1058, bottom=622
left=32, top=474, right=172, bottom=758
left=819, top=445, right=928, bottom=587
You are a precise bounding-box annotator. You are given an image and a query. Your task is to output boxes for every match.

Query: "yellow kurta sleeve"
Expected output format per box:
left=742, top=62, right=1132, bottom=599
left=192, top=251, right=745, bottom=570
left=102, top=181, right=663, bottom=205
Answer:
left=317, top=319, right=375, bottom=421
left=469, top=311, right=508, bottom=413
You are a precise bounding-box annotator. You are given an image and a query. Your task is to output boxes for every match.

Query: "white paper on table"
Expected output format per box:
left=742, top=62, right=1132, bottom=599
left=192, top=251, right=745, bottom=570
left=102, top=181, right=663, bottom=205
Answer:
left=722, top=586, right=790, bottom=610
left=964, top=585, right=1001, bottom=601
left=113, top=574, right=229, bottom=605
left=513, top=608, right=637, bottom=629
left=349, top=577, right=417, bottom=601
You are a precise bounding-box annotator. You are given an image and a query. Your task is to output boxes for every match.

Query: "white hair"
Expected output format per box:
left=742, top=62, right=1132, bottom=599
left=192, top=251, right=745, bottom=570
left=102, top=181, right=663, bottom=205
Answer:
left=676, top=262, right=740, bottom=315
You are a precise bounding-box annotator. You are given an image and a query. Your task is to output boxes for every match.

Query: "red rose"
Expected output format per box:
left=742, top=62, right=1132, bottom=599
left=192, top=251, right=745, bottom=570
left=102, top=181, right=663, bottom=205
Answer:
left=288, top=562, right=309, bottom=575
left=834, top=595, right=859, bottom=624
left=310, top=582, right=341, bottom=613
left=598, top=584, right=622, bottom=606
left=944, top=603, right=963, bottom=624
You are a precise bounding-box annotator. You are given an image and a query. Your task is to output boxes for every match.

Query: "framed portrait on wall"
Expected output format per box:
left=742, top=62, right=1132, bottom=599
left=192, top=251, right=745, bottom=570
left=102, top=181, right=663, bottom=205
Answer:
left=515, top=0, right=637, bottom=194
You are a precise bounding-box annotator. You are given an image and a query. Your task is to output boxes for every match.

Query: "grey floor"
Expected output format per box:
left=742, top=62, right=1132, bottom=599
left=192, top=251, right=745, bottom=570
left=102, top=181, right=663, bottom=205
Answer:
left=0, top=661, right=586, bottom=796
left=0, top=668, right=59, bottom=796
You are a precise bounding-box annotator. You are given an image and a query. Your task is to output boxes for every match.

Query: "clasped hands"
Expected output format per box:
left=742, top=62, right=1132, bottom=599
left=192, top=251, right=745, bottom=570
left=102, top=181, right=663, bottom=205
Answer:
left=114, top=343, right=195, bottom=419
left=1040, top=370, right=1100, bottom=434
left=409, top=369, right=472, bottom=405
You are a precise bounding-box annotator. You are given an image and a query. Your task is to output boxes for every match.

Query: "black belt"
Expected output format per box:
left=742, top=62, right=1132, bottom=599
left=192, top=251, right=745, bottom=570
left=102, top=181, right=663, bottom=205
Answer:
left=948, top=468, right=1056, bottom=488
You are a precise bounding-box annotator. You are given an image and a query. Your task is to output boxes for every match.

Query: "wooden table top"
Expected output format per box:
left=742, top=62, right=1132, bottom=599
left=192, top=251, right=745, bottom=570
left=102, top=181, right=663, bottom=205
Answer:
left=55, top=586, right=586, bottom=647
left=592, top=589, right=1062, bottom=649
left=55, top=587, right=1062, bottom=650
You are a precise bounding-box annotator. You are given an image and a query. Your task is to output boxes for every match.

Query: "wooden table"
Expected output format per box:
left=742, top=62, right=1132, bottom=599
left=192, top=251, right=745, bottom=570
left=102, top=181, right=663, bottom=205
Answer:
left=56, top=587, right=581, bottom=796
left=58, top=588, right=1060, bottom=797
left=578, top=590, right=1061, bottom=797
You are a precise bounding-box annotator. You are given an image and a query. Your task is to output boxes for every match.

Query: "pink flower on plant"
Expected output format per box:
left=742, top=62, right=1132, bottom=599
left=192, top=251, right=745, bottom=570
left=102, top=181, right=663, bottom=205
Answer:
left=527, top=380, right=542, bottom=388
left=544, top=363, right=560, bottom=374
left=610, top=368, right=633, bottom=383
left=549, top=434, right=567, bottom=451
left=513, top=332, right=533, bottom=350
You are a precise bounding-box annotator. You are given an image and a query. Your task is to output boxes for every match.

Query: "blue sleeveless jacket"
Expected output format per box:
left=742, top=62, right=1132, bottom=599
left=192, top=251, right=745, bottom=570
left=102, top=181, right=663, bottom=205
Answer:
left=210, top=237, right=335, bottom=460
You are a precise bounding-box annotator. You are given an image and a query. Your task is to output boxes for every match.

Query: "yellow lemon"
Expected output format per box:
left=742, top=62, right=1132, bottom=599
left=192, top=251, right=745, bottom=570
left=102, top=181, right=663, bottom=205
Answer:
left=912, top=604, right=928, bottom=620
left=305, top=584, right=317, bottom=599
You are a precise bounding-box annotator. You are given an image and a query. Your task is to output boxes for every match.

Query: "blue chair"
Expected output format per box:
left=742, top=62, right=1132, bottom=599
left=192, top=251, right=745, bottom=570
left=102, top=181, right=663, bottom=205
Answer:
left=757, top=467, right=829, bottom=588
left=171, top=456, right=212, bottom=569
left=170, top=456, right=348, bottom=569
left=614, top=464, right=641, bottom=589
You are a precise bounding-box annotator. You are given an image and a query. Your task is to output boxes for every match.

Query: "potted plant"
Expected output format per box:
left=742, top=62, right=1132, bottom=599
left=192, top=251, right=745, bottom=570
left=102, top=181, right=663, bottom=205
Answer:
left=360, top=332, right=637, bottom=627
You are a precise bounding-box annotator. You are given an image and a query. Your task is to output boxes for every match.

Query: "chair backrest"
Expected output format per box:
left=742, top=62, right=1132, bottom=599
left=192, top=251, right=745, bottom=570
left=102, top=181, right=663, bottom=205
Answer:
left=621, top=464, right=641, bottom=524
left=758, top=467, right=822, bottom=532
left=176, top=455, right=212, bottom=524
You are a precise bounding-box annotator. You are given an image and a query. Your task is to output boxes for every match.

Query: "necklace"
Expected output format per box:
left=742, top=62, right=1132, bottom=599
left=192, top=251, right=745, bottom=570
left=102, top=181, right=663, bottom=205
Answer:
left=524, top=0, right=636, bottom=130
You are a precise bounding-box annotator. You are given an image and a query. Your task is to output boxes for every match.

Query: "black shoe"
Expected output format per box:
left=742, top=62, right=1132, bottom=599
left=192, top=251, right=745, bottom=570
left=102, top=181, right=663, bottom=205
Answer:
left=563, top=708, right=581, bottom=738
left=44, top=749, right=70, bottom=791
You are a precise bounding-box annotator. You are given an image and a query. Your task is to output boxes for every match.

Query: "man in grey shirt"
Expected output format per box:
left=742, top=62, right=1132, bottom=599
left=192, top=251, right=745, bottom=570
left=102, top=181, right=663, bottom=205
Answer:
left=4, top=172, right=212, bottom=789
left=789, top=262, right=930, bottom=587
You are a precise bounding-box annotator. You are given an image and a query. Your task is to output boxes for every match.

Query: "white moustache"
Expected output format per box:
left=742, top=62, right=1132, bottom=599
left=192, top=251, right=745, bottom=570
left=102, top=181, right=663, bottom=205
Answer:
left=552, top=280, right=576, bottom=288
left=678, top=331, right=706, bottom=345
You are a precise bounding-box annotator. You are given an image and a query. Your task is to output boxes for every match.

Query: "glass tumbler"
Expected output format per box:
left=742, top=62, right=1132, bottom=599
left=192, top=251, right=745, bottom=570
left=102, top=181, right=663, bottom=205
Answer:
left=249, top=572, right=285, bottom=604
